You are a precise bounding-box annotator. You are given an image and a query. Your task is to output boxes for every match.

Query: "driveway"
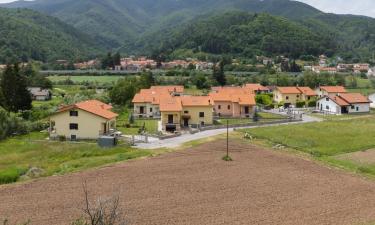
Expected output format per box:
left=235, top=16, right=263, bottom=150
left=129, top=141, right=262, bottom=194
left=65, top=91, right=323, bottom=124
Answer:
left=1, top=139, right=375, bottom=225
left=135, top=113, right=322, bottom=149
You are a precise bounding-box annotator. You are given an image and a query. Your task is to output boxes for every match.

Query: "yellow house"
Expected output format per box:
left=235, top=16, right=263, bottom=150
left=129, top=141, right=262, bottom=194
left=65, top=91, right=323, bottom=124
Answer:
left=160, top=96, right=213, bottom=132
left=273, top=87, right=316, bottom=107
left=132, top=86, right=184, bottom=118
left=49, top=100, right=118, bottom=140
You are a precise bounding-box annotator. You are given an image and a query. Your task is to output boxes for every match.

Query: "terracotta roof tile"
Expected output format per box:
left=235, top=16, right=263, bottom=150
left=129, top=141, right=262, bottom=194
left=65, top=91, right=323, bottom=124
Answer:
left=320, top=86, right=347, bottom=93
left=244, top=83, right=269, bottom=91
left=58, top=100, right=118, bottom=120
left=297, top=87, right=316, bottom=96
left=276, top=87, right=301, bottom=94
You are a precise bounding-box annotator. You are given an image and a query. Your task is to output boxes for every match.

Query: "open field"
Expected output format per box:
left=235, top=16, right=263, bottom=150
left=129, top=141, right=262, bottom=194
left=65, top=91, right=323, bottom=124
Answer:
left=1, top=139, right=375, bottom=224
left=48, top=75, right=125, bottom=84
left=242, top=114, right=375, bottom=177
left=0, top=132, right=152, bottom=184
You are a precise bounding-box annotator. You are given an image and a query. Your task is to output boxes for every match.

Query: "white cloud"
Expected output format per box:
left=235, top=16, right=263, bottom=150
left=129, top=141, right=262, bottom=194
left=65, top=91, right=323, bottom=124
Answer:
left=296, top=0, right=375, bottom=18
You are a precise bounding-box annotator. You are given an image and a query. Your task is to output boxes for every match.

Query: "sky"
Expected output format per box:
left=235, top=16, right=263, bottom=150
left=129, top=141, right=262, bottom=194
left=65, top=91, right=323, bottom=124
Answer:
left=0, top=0, right=374, bottom=18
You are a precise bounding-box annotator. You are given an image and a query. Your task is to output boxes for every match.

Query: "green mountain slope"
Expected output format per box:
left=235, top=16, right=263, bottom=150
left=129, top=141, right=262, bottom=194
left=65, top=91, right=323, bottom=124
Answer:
left=136, top=12, right=336, bottom=59
left=2, top=0, right=322, bottom=49
left=0, top=8, right=102, bottom=63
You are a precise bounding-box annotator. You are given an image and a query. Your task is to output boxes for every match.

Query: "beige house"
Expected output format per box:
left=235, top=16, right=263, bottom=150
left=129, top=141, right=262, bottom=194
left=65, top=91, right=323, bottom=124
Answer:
left=132, top=86, right=184, bottom=118
left=315, top=86, right=347, bottom=98
left=49, top=100, right=118, bottom=140
left=209, top=87, right=256, bottom=118
left=273, top=87, right=316, bottom=107
left=160, top=96, right=213, bottom=132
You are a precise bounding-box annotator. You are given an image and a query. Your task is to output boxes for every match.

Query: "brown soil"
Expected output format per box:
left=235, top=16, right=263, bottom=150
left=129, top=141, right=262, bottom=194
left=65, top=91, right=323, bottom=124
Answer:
left=336, top=149, right=375, bottom=164
left=2, top=139, right=375, bottom=225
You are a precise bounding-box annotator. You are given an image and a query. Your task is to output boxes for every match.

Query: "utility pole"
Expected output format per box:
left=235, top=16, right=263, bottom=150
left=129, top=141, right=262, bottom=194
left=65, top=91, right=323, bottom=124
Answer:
left=227, top=120, right=229, bottom=158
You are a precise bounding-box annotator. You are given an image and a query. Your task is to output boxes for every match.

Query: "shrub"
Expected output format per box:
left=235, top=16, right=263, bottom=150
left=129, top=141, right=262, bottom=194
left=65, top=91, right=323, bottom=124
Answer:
left=0, top=167, right=26, bottom=184
left=58, top=135, right=67, bottom=142
left=308, top=100, right=317, bottom=108
left=296, top=101, right=306, bottom=108
left=358, top=166, right=372, bottom=174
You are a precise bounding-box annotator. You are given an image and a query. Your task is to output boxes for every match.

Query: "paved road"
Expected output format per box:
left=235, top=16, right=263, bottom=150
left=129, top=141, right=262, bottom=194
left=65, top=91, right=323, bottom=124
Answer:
left=135, top=113, right=322, bottom=149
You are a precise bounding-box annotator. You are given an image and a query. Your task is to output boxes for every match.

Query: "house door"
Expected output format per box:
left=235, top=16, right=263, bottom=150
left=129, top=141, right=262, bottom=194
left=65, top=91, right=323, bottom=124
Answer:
left=140, top=106, right=144, bottom=114
left=168, top=114, right=174, bottom=124
left=244, top=106, right=249, bottom=114
left=183, top=118, right=189, bottom=127
left=341, top=106, right=348, bottom=114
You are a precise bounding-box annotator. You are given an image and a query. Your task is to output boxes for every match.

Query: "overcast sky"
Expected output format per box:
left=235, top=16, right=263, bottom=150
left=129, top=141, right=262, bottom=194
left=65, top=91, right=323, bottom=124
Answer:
left=0, top=0, right=374, bottom=18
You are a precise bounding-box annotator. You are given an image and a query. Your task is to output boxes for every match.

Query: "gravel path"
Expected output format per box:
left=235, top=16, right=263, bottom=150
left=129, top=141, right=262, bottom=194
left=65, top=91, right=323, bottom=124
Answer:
left=1, top=139, right=375, bottom=225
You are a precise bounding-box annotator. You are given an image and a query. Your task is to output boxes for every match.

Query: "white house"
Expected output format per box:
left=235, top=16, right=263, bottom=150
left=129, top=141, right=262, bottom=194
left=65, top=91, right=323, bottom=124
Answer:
left=316, top=93, right=371, bottom=115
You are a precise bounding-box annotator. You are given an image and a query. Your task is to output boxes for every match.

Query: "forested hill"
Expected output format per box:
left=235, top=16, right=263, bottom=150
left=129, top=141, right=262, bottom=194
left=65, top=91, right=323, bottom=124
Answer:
left=133, top=12, right=336, bottom=59
left=2, top=0, right=323, bottom=49
left=0, top=8, right=102, bottom=63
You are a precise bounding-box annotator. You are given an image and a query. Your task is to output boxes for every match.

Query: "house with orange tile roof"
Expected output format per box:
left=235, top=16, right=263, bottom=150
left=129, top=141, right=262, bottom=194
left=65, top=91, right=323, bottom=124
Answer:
left=317, top=93, right=371, bottom=114
left=209, top=87, right=256, bottom=118
left=273, top=86, right=316, bottom=107
left=49, top=100, right=118, bottom=140
left=315, top=86, right=347, bottom=98
left=132, top=86, right=184, bottom=118
left=244, top=83, right=270, bottom=94
left=160, top=96, right=214, bottom=132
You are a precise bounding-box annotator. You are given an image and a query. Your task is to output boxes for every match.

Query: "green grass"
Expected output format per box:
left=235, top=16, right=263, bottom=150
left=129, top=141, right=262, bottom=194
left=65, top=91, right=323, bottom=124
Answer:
left=0, top=132, right=152, bottom=184
left=240, top=115, right=375, bottom=177
left=241, top=116, right=375, bottom=156
left=116, top=109, right=159, bottom=135
left=48, top=76, right=125, bottom=84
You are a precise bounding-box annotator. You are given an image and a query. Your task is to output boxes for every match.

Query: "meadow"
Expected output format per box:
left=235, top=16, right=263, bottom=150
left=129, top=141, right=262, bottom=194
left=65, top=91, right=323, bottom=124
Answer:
left=0, top=132, right=153, bottom=184
left=241, top=114, right=375, bottom=177
left=48, top=75, right=125, bottom=84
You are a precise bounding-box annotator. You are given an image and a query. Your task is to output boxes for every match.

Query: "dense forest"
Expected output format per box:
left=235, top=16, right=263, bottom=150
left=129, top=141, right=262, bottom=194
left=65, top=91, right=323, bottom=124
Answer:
left=135, top=12, right=336, bottom=59
left=0, top=8, right=102, bottom=63
left=1, top=0, right=375, bottom=63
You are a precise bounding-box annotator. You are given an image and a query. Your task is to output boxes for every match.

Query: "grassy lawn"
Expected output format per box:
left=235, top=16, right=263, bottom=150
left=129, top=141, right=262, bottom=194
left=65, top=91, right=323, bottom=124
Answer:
left=0, top=132, right=153, bottom=185
left=48, top=76, right=124, bottom=84
left=241, top=115, right=375, bottom=177
left=116, top=110, right=159, bottom=135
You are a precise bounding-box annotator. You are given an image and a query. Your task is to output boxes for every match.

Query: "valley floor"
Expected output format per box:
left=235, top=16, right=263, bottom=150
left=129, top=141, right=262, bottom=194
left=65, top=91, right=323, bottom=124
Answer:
left=1, top=139, right=375, bottom=225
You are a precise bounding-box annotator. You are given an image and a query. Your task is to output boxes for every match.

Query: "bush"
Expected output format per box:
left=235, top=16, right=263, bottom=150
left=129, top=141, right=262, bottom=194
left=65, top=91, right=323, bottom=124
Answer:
left=308, top=100, right=317, bottom=108
left=296, top=101, right=306, bottom=108
left=0, top=167, right=26, bottom=184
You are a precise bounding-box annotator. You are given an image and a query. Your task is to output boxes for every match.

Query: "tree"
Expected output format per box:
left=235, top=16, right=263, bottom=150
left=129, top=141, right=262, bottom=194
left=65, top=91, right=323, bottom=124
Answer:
left=0, top=64, right=32, bottom=112
left=113, top=52, right=121, bottom=66
left=22, top=64, right=52, bottom=89
left=109, top=78, right=139, bottom=105
left=139, top=71, right=155, bottom=89
left=213, top=61, right=226, bottom=86
left=194, top=73, right=209, bottom=89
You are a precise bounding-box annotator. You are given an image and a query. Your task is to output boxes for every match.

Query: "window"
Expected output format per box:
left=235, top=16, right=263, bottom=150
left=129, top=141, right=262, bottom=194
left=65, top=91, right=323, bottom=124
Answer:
left=351, top=105, right=355, bottom=109
left=218, top=105, right=221, bottom=110
left=184, top=111, right=189, bottom=114
left=286, top=96, right=289, bottom=100
left=199, top=112, right=205, bottom=118
left=326, top=98, right=329, bottom=101
left=297, top=95, right=299, bottom=98
left=150, top=108, right=153, bottom=113
left=356, top=107, right=359, bottom=111
left=308, top=96, right=311, bottom=100
left=227, top=105, right=231, bottom=110
left=69, top=123, right=78, bottom=130
left=326, top=105, right=329, bottom=110
left=70, top=111, right=78, bottom=117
